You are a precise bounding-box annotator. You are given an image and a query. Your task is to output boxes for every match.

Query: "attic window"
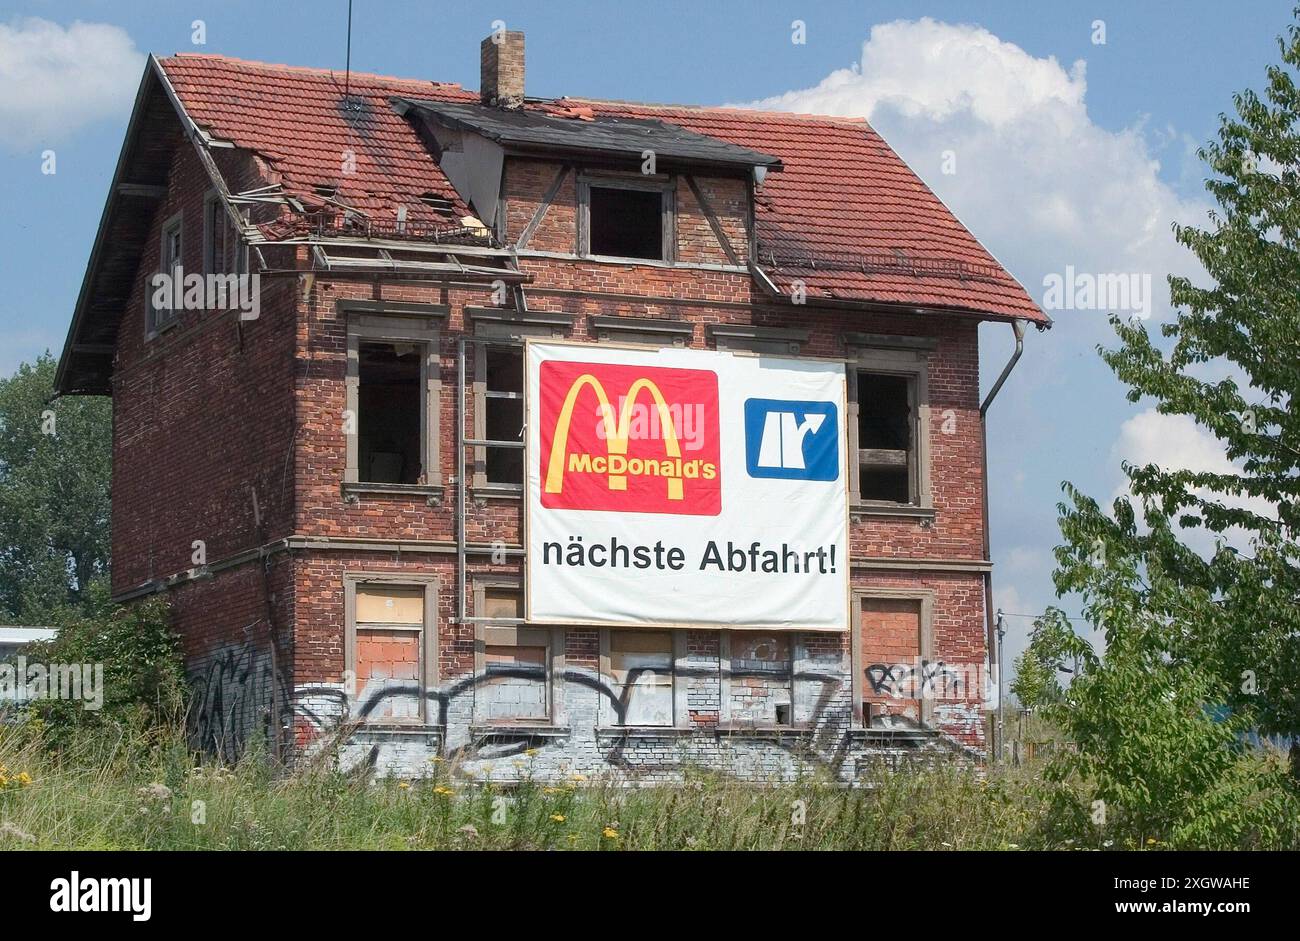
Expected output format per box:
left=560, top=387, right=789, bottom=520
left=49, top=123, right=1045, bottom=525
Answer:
left=315, top=184, right=339, bottom=199
left=580, top=176, right=672, bottom=262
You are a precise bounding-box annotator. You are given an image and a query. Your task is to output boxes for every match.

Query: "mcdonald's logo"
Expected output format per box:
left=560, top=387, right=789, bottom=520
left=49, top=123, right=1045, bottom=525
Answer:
left=538, top=359, right=721, bottom=515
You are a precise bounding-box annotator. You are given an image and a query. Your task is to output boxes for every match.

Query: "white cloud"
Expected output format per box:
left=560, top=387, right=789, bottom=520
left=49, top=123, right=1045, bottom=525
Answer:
left=745, top=18, right=1224, bottom=684
left=1111, top=409, right=1274, bottom=550
left=0, top=17, right=142, bottom=151
left=745, top=17, right=1209, bottom=338
left=1112, top=410, right=1236, bottom=481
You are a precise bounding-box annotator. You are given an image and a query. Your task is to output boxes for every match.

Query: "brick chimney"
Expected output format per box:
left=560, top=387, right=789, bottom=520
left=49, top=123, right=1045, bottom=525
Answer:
left=480, top=31, right=525, bottom=109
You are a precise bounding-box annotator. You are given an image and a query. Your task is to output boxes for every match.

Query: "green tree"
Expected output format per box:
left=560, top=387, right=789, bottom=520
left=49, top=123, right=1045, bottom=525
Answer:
left=1009, top=612, right=1066, bottom=709
left=15, top=590, right=184, bottom=751
left=1026, top=559, right=1297, bottom=848
left=0, top=353, right=111, bottom=622
left=1026, top=10, right=1300, bottom=846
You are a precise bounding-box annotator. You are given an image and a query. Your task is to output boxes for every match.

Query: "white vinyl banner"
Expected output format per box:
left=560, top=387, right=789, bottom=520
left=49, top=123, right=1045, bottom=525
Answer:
left=526, top=341, right=849, bottom=630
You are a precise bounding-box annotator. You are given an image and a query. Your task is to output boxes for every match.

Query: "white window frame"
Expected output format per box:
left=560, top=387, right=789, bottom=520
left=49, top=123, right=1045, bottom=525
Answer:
left=147, top=210, right=184, bottom=338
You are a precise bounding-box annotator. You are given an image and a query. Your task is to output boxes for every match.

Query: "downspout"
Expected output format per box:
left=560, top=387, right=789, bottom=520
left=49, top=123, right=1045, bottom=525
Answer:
left=979, top=318, right=1026, bottom=762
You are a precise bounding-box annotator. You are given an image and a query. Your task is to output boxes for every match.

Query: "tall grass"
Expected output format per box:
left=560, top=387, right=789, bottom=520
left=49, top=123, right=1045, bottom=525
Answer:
left=2, top=720, right=1290, bottom=850
left=0, top=720, right=1052, bottom=850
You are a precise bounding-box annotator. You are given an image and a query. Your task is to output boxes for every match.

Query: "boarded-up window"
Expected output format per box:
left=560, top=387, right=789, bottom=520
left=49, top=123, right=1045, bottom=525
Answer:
left=861, top=598, right=922, bottom=725
left=729, top=632, right=793, bottom=725
left=478, top=588, right=550, bottom=722
left=483, top=644, right=548, bottom=721
left=355, top=585, right=425, bottom=721
left=482, top=587, right=522, bottom=620
left=608, top=631, right=673, bottom=727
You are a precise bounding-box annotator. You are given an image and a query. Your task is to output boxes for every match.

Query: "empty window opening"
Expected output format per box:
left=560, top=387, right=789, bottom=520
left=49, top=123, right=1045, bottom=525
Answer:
left=484, top=347, right=524, bottom=485
left=358, top=341, right=422, bottom=484
left=608, top=631, right=673, bottom=727
left=589, top=185, right=664, bottom=260
left=354, top=584, right=426, bottom=722
left=857, top=372, right=913, bottom=503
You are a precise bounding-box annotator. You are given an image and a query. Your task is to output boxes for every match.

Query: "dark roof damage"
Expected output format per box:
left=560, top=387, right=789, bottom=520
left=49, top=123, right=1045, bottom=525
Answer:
left=391, top=98, right=783, bottom=172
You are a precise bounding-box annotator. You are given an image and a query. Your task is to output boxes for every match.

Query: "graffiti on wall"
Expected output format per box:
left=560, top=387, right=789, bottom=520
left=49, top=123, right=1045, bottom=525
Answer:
left=187, top=642, right=965, bottom=778
left=865, top=659, right=973, bottom=701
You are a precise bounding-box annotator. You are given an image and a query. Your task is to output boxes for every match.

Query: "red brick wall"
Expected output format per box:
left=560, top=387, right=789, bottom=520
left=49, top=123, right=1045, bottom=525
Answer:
left=109, top=140, right=991, bottom=755
left=111, top=142, right=297, bottom=593
left=502, top=156, right=749, bottom=265
left=861, top=597, right=923, bottom=721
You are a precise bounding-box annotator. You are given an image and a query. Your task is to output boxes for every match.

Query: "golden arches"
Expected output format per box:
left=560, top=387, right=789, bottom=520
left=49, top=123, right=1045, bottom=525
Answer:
left=544, top=373, right=685, bottom=500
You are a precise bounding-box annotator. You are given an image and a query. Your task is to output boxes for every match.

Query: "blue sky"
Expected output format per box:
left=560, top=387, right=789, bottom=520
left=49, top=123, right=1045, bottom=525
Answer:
left=2, top=0, right=1294, bottom=668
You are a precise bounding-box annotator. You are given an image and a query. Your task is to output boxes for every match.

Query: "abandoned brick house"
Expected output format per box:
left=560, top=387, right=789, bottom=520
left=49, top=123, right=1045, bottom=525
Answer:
left=55, top=32, right=1047, bottom=781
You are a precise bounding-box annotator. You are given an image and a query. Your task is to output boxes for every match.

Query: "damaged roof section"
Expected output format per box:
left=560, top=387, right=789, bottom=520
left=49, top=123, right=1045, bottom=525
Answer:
left=393, top=97, right=783, bottom=174
left=162, top=54, right=481, bottom=240
left=57, top=52, right=1047, bottom=396
left=151, top=54, right=1040, bottom=320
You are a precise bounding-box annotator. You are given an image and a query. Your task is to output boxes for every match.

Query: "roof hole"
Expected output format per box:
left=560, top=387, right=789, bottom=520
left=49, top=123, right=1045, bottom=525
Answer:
left=419, top=193, right=455, bottom=215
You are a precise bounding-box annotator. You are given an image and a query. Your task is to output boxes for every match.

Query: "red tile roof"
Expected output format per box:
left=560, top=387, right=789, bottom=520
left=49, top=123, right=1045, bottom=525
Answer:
left=159, top=54, right=1044, bottom=323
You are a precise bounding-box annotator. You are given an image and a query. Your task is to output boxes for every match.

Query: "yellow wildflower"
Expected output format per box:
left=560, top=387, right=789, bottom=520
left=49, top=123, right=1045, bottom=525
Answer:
left=603, top=827, right=619, bottom=839
left=550, top=814, right=565, bottom=823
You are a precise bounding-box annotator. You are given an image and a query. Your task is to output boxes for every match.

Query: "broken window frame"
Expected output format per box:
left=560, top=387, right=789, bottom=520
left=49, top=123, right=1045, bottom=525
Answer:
left=472, top=581, right=565, bottom=726
left=343, top=574, right=440, bottom=726
left=465, top=309, right=574, bottom=495
left=472, top=342, right=525, bottom=490
left=202, top=190, right=248, bottom=277
left=344, top=313, right=442, bottom=490
left=845, top=347, right=932, bottom=511
left=146, top=210, right=184, bottom=337
left=577, top=172, right=676, bottom=264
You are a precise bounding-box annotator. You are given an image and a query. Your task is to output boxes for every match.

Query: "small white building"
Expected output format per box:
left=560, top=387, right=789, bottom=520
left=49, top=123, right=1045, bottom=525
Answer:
left=0, top=626, right=57, bottom=661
